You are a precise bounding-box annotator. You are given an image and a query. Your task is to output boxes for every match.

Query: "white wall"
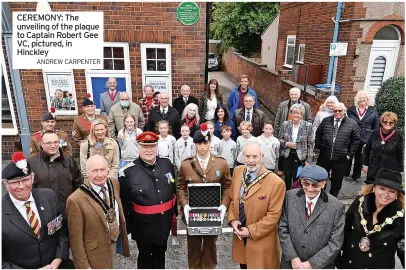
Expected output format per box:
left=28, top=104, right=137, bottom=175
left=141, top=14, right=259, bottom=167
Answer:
left=261, top=13, right=279, bottom=71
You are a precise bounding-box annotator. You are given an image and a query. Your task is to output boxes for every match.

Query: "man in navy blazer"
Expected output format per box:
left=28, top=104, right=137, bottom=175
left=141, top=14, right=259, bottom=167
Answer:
left=2, top=152, right=69, bottom=269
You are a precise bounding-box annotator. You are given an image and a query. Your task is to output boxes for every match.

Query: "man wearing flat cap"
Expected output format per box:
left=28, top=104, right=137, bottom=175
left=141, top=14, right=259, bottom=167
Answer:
left=177, top=123, right=232, bottom=269
left=2, top=152, right=70, bottom=269
left=119, top=131, right=177, bottom=269
left=72, top=94, right=107, bottom=143
left=279, top=164, right=345, bottom=269
left=30, top=109, right=72, bottom=156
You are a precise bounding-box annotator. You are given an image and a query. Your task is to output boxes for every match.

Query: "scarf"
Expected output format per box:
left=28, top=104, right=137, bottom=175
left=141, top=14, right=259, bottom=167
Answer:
left=185, top=117, right=197, bottom=129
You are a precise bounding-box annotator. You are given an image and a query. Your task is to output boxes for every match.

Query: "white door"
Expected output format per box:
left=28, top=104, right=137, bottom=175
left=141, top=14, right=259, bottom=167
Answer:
left=364, top=25, right=401, bottom=103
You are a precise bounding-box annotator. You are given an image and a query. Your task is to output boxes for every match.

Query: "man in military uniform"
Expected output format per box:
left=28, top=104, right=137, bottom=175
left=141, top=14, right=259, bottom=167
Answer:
left=30, top=110, right=72, bottom=156
left=177, top=123, right=232, bottom=269
left=119, top=131, right=177, bottom=269
left=72, top=94, right=107, bottom=142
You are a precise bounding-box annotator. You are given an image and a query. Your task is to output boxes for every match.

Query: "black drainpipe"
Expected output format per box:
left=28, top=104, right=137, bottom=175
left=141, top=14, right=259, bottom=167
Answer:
left=204, top=2, right=211, bottom=85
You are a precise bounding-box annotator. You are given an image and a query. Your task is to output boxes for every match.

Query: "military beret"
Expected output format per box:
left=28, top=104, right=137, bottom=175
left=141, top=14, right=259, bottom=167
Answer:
left=136, top=131, right=159, bottom=145
left=41, top=107, right=56, bottom=121
left=299, top=165, right=328, bottom=182
left=193, top=123, right=211, bottom=144
left=2, top=152, right=32, bottom=180
left=83, top=93, right=94, bottom=106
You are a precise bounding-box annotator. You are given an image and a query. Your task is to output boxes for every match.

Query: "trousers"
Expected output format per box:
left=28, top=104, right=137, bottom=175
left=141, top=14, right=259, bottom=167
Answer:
left=187, top=235, right=218, bottom=269
left=317, top=157, right=349, bottom=197
left=136, top=242, right=167, bottom=269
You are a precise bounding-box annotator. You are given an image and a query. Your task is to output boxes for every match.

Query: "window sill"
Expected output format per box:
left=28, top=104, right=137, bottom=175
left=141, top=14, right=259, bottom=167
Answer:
left=1, top=128, right=18, bottom=136
left=283, top=64, right=293, bottom=69
left=295, top=61, right=304, bottom=64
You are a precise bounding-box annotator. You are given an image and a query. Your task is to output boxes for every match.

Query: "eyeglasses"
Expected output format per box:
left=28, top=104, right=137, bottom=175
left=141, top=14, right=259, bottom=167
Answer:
left=41, top=141, right=60, bottom=146
left=301, top=179, right=323, bottom=188
left=382, top=121, right=395, bottom=125
left=333, top=110, right=343, bottom=113
left=7, top=177, right=32, bottom=188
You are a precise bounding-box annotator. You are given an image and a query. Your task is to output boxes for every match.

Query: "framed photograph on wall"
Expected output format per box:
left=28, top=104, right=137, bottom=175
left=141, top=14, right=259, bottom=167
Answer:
left=43, top=70, right=78, bottom=115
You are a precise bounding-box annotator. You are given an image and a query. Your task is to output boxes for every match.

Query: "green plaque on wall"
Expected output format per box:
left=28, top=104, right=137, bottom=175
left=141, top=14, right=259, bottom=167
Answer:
left=177, top=2, right=200, bottom=26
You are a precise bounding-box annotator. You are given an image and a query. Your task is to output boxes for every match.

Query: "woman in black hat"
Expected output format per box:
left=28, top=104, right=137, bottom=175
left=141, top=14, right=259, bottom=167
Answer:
left=337, top=168, right=405, bottom=269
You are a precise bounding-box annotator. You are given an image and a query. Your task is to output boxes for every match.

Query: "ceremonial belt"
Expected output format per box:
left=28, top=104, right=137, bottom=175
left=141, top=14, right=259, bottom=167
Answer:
left=132, top=195, right=176, bottom=215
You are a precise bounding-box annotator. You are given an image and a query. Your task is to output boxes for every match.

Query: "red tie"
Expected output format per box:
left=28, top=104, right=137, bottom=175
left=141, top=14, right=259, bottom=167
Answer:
left=306, top=201, right=312, bottom=221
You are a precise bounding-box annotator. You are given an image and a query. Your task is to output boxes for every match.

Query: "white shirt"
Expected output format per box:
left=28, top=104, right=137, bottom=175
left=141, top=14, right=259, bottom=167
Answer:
left=333, top=118, right=343, bottom=143
left=10, top=193, right=41, bottom=227
left=257, top=134, right=280, bottom=170
left=205, top=97, right=217, bottom=120
left=90, top=182, right=120, bottom=227
left=305, top=192, right=321, bottom=217
left=210, top=135, right=221, bottom=156
left=158, top=135, right=176, bottom=164
left=218, top=138, right=237, bottom=168
left=245, top=108, right=254, bottom=122
left=292, top=123, right=300, bottom=142
left=160, top=106, right=169, bottom=115
left=236, top=135, right=258, bottom=164
left=197, top=154, right=210, bottom=170
left=175, top=136, right=196, bottom=168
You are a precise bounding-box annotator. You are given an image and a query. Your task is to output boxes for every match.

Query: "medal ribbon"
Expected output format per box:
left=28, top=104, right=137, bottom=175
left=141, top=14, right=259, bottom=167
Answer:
left=379, top=128, right=396, bottom=144
left=357, top=107, right=367, bottom=118
left=80, top=179, right=115, bottom=219
left=108, top=91, right=118, bottom=102
left=241, top=167, right=271, bottom=204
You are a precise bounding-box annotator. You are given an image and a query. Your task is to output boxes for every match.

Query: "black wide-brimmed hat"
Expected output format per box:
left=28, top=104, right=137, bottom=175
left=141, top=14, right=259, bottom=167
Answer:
left=372, top=168, right=403, bottom=192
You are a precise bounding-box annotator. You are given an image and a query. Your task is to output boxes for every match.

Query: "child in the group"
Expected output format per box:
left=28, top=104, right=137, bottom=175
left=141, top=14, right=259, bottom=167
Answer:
left=218, top=125, right=237, bottom=175
left=206, top=120, right=221, bottom=155
left=257, top=120, right=280, bottom=172
left=117, top=114, right=143, bottom=168
left=236, top=121, right=257, bottom=166
left=175, top=124, right=196, bottom=169
left=157, top=120, right=176, bottom=166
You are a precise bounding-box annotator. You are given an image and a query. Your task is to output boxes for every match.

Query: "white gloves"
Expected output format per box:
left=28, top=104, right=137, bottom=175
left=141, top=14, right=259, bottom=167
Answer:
left=184, top=204, right=191, bottom=224
left=217, top=204, right=227, bottom=224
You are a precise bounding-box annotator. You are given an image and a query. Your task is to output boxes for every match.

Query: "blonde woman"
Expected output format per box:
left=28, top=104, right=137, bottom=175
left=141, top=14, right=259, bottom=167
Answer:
left=347, top=90, right=379, bottom=180
left=80, top=118, right=119, bottom=181
left=117, top=114, right=143, bottom=168
left=337, top=169, right=404, bottom=269
left=313, top=95, right=339, bottom=138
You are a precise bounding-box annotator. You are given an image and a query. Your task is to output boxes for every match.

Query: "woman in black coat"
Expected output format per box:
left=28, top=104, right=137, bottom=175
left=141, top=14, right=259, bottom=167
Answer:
left=337, top=168, right=405, bottom=269
left=346, top=90, right=379, bottom=180
left=199, top=79, right=223, bottom=122
left=363, top=112, right=404, bottom=184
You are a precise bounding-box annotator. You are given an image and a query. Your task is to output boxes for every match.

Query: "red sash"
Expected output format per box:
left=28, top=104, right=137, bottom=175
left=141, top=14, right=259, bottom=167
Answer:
left=79, top=116, right=91, bottom=131
left=132, top=195, right=176, bottom=215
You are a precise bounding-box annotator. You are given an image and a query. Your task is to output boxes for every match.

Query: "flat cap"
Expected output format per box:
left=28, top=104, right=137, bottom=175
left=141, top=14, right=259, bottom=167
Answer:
left=299, top=165, right=328, bottom=182
left=2, top=152, right=32, bottom=180
left=193, top=123, right=211, bottom=143
left=136, top=131, right=159, bottom=145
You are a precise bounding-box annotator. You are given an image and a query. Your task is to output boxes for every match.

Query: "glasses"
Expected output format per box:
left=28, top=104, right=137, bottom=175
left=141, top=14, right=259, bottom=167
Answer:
left=42, top=141, right=60, bottom=146
left=301, top=179, right=323, bottom=188
left=382, top=121, right=395, bottom=125
left=333, top=110, right=343, bottom=113
left=7, top=177, right=32, bottom=188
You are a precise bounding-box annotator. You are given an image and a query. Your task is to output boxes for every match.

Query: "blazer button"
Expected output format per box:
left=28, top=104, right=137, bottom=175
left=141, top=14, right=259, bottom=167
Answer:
left=301, top=246, right=305, bottom=249
left=304, top=230, right=307, bottom=234
left=157, top=190, right=160, bottom=192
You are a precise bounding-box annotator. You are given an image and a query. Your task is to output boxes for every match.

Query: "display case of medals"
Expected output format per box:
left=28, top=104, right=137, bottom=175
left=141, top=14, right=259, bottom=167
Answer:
left=187, top=183, right=222, bottom=236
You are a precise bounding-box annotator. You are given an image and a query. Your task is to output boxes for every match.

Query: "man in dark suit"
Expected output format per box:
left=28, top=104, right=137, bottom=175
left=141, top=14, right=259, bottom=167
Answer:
left=173, top=84, right=199, bottom=116
left=2, top=152, right=69, bottom=269
left=145, top=92, right=181, bottom=139
left=232, top=94, right=267, bottom=137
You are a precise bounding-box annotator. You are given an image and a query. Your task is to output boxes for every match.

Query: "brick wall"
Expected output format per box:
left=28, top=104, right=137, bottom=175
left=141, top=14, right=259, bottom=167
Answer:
left=3, top=2, right=207, bottom=159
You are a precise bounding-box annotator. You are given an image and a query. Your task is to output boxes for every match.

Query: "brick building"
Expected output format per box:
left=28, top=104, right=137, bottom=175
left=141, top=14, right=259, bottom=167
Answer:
left=223, top=2, right=404, bottom=118
left=1, top=2, right=208, bottom=159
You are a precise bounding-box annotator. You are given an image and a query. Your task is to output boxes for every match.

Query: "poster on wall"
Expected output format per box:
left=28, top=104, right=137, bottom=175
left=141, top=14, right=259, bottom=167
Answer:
left=43, top=71, right=78, bottom=115
left=145, top=76, right=170, bottom=96
left=90, top=77, right=127, bottom=109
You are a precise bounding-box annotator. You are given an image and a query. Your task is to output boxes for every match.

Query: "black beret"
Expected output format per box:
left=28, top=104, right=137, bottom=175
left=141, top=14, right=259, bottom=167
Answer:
left=193, top=123, right=211, bottom=144
left=2, top=152, right=32, bottom=180
left=41, top=112, right=55, bottom=121
left=83, top=93, right=94, bottom=106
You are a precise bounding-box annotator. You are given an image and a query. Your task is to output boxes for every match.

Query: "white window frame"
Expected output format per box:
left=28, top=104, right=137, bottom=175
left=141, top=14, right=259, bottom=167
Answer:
left=1, top=52, right=18, bottom=135
left=284, top=35, right=296, bottom=68
left=140, top=43, right=172, bottom=103
left=296, top=44, right=305, bottom=64
left=85, top=42, right=132, bottom=114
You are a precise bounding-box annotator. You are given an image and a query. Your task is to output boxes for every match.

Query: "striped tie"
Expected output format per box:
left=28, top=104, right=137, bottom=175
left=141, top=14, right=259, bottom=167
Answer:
left=239, top=174, right=252, bottom=226
left=25, top=202, right=40, bottom=239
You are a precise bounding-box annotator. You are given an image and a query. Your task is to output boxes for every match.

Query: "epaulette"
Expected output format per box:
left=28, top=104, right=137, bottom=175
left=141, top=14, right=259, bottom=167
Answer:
left=32, top=131, right=41, bottom=136
left=213, top=155, right=226, bottom=160
left=119, top=161, right=136, bottom=177
left=184, top=156, right=194, bottom=160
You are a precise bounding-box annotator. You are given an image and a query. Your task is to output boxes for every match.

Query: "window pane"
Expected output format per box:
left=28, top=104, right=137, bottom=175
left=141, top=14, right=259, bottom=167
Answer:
left=146, top=48, right=156, bottom=59
left=298, top=45, right=305, bottom=62
left=104, top=47, right=112, bottom=58
left=113, top=47, right=124, bottom=58
left=374, top=26, right=399, bottom=40
left=157, top=60, right=166, bottom=71
left=287, top=37, right=295, bottom=45
left=104, top=59, right=114, bottom=70
left=369, top=56, right=386, bottom=87
left=114, top=59, right=125, bottom=70
left=157, top=49, right=166, bottom=60
left=286, top=46, right=295, bottom=66
left=2, top=73, right=13, bottom=128
left=147, top=60, right=157, bottom=71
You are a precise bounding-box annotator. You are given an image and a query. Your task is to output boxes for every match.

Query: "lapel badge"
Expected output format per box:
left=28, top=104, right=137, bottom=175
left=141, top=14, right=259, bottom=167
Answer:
left=59, top=139, right=67, bottom=147
left=41, top=206, right=44, bottom=210
left=165, top=173, right=175, bottom=183
left=216, top=170, right=220, bottom=178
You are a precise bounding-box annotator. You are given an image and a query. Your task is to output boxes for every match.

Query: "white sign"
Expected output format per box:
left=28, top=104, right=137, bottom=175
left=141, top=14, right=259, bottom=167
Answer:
left=329, top=43, right=348, bottom=56
left=145, top=76, right=170, bottom=95
left=13, top=12, right=103, bottom=69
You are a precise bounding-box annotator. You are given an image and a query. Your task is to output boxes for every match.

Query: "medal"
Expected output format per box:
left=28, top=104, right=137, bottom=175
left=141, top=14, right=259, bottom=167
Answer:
left=359, top=237, right=370, bottom=252
left=381, top=141, right=385, bottom=144
left=106, top=208, right=116, bottom=223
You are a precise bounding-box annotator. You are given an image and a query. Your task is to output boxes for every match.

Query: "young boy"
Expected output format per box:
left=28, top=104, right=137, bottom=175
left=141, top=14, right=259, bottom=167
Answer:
left=236, top=121, right=257, bottom=166
left=257, top=120, right=280, bottom=172
left=157, top=120, right=176, bottom=166
left=218, top=125, right=237, bottom=175
left=206, top=121, right=221, bottom=156
left=175, top=124, right=196, bottom=169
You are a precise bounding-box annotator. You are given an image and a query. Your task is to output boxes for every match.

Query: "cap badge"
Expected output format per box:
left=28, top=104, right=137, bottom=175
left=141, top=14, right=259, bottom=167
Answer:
left=146, top=134, right=151, bottom=139
left=12, top=152, right=29, bottom=174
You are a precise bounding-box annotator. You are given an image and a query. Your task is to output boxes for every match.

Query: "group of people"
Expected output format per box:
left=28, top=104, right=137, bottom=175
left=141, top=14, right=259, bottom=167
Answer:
left=2, top=75, right=404, bottom=269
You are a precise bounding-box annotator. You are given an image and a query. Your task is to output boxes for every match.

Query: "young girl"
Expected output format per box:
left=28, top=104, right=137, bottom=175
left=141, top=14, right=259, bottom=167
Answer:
left=206, top=121, right=221, bottom=156
left=157, top=120, right=176, bottom=166
left=236, top=121, right=257, bottom=166
left=117, top=114, right=143, bottom=168
left=175, top=124, right=196, bottom=169
left=257, top=120, right=280, bottom=172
